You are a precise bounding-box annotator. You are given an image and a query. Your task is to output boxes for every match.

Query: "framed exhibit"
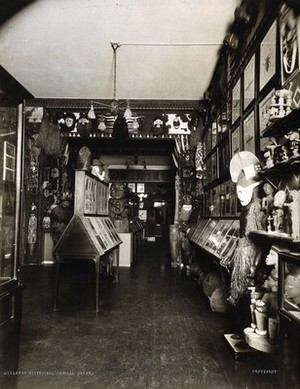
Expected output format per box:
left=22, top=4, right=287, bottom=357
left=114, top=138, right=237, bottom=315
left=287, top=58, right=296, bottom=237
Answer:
left=260, top=20, right=277, bottom=90
left=226, top=98, right=232, bottom=128
left=210, top=186, right=220, bottom=216
left=244, top=54, right=255, bottom=109
left=218, top=220, right=239, bottom=258
left=136, top=183, right=145, bottom=193
left=232, top=79, right=241, bottom=124
left=211, top=151, right=218, bottom=181
left=209, top=219, right=234, bottom=255
left=190, top=219, right=210, bottom=245
left=204, top=155, right=212, bottom=184
left=3, top=141, right=15, bottom=182
left=259, top=88, right=275, bottom=149
left=165, top=113, right=192, bottom=135
left=218, top=136, right=230, bottom=178
left=205, top=126, right=212, bottom=155
left=205, top=219, right=227, bottom=253
left=138, top=209, right=147, bottom=222
left=231, top=125, right=241, bottom=156
left=221, top=105, right=228, bottom=134
left=127, top=183, right=136, bottom=192
left=279, top=5, right=299, bottom=86
left=198, top=218, right=218, bottom=246
left=211, top=120, right=217, bottom=149
left=243, top=110, right=255, bottom=154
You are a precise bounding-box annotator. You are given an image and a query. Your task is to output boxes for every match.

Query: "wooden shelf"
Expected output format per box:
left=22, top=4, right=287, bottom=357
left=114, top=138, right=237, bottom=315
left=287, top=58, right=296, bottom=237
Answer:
left=249, top=230, right=300, bottom=249
left=261, top=108, right=300, bottom=138
left=258, top=158, right=300, bottom=176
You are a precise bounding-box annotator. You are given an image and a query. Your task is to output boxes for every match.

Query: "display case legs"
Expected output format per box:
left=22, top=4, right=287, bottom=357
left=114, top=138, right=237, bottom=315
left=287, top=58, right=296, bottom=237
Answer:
left=95, top=259, right=100, bottom=312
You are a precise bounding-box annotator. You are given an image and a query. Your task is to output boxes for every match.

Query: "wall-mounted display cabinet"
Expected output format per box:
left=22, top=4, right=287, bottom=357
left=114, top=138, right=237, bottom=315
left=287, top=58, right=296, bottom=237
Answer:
left=278, top=251, right=300, bottom=326
left=0, top=66, right=33, bottom=387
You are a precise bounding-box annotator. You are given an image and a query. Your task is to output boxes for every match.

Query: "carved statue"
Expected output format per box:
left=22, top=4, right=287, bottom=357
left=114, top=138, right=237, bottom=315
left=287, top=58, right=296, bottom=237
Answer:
left=108, top=182, right=129, bottom=233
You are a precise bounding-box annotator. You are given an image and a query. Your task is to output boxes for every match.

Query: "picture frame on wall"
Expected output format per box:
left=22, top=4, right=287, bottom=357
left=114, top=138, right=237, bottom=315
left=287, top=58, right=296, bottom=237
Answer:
left=279, top=5, right=299, bottom=87
left=259, top=88, right=275, bottom=149
left=244, top=54, right=255, bottom=109
left=211, top=120, right=217, bottom=149
left=260, top=20, right=277, bottom=90
left=232, top=79, right=241, bottom=124
left=205, top=156, right=212, bottom=184
left=127, top=183, right=136, bottom=192
left=205, top=126, right=212, bottom=153
left=218, top=137, right=230, bottom=178
left=136, top=183, right=145, bottom=193
left=231, top=125, right=241, bottom=156
left=211, top=151, right=218, bottom=181
left=226, top=98, right=232, bottom=127
left=243, top=110, right=256, bottom=154
left=221, top=105, right=228, bottom=134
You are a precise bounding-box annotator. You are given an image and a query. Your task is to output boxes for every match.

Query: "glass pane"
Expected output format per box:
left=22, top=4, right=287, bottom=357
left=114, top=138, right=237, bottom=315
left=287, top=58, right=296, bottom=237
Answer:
left=0, top=106, right=18, bottom=283
left=283, top=260, right=300, bottom=321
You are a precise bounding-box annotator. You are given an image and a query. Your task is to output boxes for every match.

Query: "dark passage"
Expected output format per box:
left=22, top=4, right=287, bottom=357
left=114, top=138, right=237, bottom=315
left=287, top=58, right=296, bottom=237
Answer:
left=17, top=239, right=299, bottom=389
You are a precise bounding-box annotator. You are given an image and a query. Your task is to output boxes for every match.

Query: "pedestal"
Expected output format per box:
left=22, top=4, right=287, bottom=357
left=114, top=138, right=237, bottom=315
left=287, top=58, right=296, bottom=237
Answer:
left=243, top=327, right=278, bottom=354
left=42, top=232, right=54, bottom=264
left=119, top=233, right=133, bottom=267
left=224, top=333, right=258, bottom=360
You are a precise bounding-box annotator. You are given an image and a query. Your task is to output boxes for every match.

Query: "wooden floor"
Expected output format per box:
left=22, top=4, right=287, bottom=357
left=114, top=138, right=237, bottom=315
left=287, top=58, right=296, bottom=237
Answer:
left=13, top=238, right=300, bottom=389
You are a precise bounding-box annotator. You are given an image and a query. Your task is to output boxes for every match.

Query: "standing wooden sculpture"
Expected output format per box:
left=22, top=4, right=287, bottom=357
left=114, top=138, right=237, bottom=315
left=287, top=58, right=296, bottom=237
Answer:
left=228, top=152, right=264, bottom=305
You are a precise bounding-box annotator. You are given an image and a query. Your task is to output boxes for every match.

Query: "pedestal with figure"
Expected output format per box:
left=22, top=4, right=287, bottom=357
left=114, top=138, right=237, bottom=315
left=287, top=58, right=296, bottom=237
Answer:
left=109, top=182, right=129, bottom=233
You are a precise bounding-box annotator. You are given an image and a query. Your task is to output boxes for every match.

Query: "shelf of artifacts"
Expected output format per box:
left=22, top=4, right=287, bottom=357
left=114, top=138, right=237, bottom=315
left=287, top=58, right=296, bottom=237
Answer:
left=262, top=107, right=300, bottom=139
left=53, top=168, right=122, bottom=312
left=189, top=218, right=240, bottom=266
left=61, top=131, right=182, bottom=140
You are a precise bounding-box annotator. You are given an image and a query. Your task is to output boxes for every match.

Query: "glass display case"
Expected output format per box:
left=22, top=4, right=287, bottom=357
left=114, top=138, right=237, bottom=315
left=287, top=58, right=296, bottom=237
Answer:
left=279, top=251, right=300, bottom=325
left=189, top=218, right=239, bottom=262
left=53, top=168, right=122, bottom=312
left=0, top=65, right=33, bottom=387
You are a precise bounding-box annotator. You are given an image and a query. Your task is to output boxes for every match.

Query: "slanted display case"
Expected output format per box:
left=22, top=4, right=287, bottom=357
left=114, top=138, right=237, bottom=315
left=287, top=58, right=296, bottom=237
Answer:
left=190, top=218, right=238, bottom=263
left=53, top=168, right=122, bottom=312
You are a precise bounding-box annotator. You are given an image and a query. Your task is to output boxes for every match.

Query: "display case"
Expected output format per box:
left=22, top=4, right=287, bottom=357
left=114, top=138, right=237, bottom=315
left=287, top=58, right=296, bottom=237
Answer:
left=278, top=251, right=300, bottom=326
left=53, top=168, right=122, bottom=312
left=0, top=65, right=33, bottom=387
left=190, top=218, right=239, bottom=263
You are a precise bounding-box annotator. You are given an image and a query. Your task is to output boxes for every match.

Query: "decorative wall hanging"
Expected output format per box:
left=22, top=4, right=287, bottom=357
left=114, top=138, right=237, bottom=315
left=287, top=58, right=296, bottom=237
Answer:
left=59, top=112, right=76, bottom=132
left=76, top=113, right=93, bottom=138
left=37, top=110, right=62, bottom=156
left=280, top=5, right=299, bottom=86
left=165, top=113, right=192, bottom=135
left=150, top=115, right=168, bottom=136
left=260, top=20, right=277, bottom=91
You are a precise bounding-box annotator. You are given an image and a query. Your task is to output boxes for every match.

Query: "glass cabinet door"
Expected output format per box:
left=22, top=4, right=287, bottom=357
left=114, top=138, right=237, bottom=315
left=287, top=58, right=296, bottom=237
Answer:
left=281, top=255, right=300, bottom=324
left=0, top=105, right=19, bottom=285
